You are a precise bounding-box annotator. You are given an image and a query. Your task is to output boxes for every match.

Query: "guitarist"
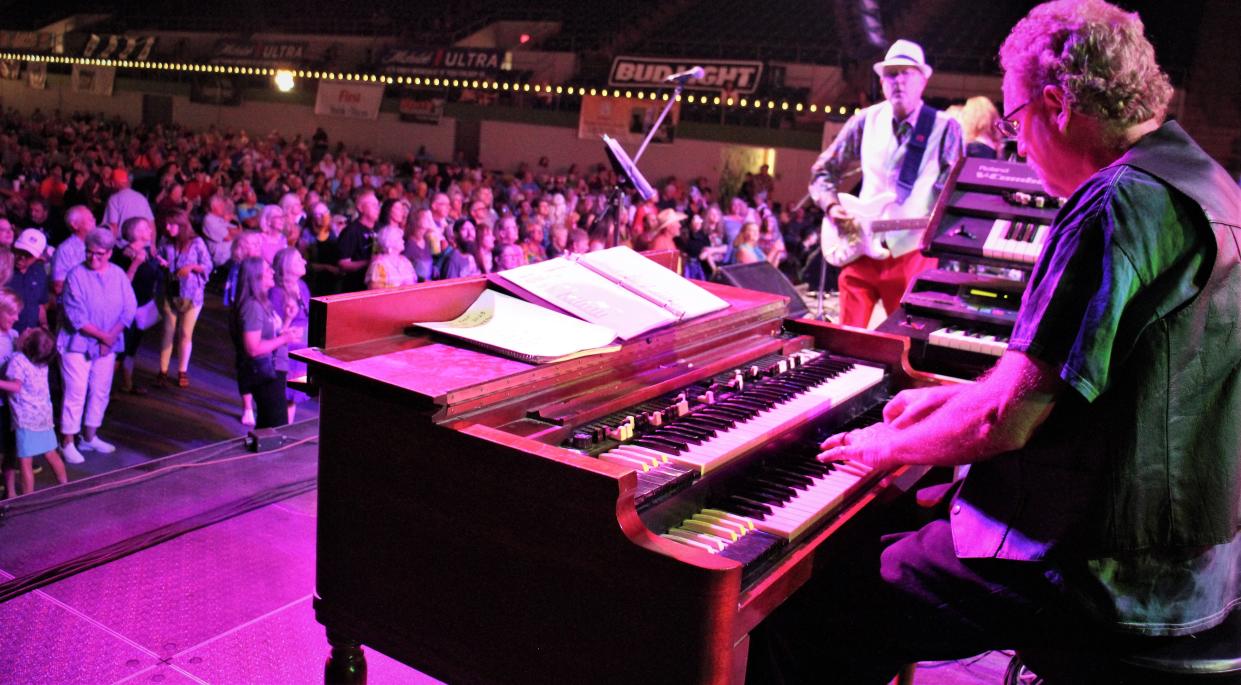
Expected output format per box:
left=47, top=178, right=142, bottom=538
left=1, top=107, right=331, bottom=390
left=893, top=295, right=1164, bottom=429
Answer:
left=809, top=39, right=963, bottom=326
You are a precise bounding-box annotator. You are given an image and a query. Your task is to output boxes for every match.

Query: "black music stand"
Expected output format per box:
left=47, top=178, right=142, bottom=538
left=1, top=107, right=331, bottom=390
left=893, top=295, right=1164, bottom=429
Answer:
left=595, top=134, right=656, bottom=247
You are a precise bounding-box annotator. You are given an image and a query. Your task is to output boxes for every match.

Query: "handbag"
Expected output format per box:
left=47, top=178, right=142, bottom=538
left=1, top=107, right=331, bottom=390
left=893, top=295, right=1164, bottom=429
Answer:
left=134, top=300, right=161, bottom=330
left=237, top=353, right=277, bottom=390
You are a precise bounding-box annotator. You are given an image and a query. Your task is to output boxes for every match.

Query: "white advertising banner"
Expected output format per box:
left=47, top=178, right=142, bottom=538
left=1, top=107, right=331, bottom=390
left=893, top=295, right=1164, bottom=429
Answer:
left=314, top=80, right=384, bottom=120
left=71, top=64, right=115, bottom=96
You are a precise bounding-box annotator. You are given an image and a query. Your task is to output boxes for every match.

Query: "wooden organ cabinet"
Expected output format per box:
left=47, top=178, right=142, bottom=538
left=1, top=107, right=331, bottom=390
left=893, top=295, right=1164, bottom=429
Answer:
left=296, top=264, right=953, bottom=684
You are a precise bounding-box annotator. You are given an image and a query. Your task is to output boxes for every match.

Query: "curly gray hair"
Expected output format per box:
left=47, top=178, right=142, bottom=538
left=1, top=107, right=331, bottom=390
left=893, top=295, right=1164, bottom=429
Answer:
left=1000, top=0, right=1172, bottom=133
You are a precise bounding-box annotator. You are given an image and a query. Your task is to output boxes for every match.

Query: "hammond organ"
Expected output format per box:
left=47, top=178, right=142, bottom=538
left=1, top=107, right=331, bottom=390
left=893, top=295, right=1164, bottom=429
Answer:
left=299, top=273, right=953, bottom=684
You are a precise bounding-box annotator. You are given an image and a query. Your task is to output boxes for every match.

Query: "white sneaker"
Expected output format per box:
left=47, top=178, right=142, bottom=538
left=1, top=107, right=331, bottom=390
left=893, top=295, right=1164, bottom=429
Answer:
left=241, top=408, right=255, bottom=427
left=62, top=442, right=85, bottom=464
left=79, top=436, right=117, bottom=454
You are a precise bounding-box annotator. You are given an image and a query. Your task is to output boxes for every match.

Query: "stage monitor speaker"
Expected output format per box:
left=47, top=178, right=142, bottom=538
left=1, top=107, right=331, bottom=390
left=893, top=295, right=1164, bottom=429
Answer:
left=714, top=261, right=808, bottom=318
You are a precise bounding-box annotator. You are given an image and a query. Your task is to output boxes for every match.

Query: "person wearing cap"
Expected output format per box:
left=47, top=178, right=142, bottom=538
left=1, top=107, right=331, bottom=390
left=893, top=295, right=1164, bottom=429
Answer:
left=808, top=38, right=963, bottom=327
left=7, top=228, right=49, bottom=334
left=752, top=3, right=1241, bottom=682
left=637, top=208, right=685, bottom=253
left=101, top=167, right=154, bottom=241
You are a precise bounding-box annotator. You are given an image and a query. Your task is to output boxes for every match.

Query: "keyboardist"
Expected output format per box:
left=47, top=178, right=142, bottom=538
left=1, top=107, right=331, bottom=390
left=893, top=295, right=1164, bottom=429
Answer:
left=748, top=2, right=1241, bottom=682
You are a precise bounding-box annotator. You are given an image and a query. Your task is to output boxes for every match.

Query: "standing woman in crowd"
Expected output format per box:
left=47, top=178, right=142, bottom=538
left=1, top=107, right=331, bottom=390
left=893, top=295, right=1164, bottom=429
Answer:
left=114, top=217, right=160, bottom=394
left=304, top=202, right=342, bottom=296
left=57, top=227, right=136, bottom=465
left=230, top=257, right=301, bottom=429
left=156, top=210, right=212, bottom=389
left=269, top=247, right=310, bottom=424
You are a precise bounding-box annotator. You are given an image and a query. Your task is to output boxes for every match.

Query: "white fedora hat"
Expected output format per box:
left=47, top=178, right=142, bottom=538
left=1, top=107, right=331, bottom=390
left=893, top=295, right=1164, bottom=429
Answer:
left=873, top=39, right=933, bottom=79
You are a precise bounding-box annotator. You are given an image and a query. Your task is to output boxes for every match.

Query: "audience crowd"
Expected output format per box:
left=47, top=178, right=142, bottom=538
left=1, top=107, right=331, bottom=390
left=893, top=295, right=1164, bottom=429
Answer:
left=0, top=107, right=828, bottom=497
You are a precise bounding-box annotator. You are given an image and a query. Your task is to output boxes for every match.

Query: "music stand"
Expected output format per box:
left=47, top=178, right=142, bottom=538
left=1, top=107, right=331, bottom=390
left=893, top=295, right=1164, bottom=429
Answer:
left=603, top=134, right=655, bottom=202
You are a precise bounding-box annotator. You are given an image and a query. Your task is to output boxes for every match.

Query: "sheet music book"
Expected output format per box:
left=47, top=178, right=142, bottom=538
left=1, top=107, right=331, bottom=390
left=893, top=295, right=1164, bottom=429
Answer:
left=492, top=248, right=729, bottom=340
left=413, top=290, right=621, bottom=364
left=576, top=247, right=729, bottom=320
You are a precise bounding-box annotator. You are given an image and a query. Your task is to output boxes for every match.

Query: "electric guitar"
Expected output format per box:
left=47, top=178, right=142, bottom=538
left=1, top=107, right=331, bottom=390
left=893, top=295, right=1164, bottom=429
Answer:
left=820, top=191, right=929, bottom=267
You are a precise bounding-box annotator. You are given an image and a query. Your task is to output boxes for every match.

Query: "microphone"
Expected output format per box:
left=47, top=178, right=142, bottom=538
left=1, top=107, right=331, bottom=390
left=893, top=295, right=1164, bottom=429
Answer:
left=663, top=66, right=706, bottom=83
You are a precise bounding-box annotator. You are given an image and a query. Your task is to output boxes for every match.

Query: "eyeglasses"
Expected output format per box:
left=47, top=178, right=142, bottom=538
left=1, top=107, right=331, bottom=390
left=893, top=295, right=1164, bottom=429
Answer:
left=994, top=99, right=1031, bottom=139
left=86, top=249, right=111, bottom=258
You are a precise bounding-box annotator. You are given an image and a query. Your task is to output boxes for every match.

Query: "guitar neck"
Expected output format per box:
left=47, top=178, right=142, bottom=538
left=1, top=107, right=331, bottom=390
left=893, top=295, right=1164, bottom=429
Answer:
left=871, top=217, right=928, bottom=232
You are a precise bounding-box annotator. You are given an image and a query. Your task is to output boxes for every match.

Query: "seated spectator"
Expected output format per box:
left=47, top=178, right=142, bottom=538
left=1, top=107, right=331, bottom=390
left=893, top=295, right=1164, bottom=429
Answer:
left=200, top=194, right=239, bottom=268
left=569, top=228, right=590, bottom=255
left=497, top=243, right=526, bottom=271
left=7, top=229, right=47, bottom=333
left=57, top=227, right=136, bottom=464
left=547, top=224, right=570, bottom=259
left=722, top=196, right=751, bottom=244
left=470, top=229, right=497, bottom=274
left=113, top=217, right=160, bottom=395
left=520, top=220, right=548, bottom=263
left=438, top=219, right=480, bottom=280
left=404, top=208, right=442, bottom=282
left=367, top=226, right=417, bottom=289
left=732, top=222, right=767, bottom=264
left=758, top=212, right=787, bottom=268
left=257, top=205, right=288, bottom=265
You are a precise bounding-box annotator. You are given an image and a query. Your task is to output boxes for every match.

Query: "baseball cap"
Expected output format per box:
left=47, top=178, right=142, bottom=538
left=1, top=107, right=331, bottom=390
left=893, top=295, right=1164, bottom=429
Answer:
left=13, top=228, right=46, bottom=257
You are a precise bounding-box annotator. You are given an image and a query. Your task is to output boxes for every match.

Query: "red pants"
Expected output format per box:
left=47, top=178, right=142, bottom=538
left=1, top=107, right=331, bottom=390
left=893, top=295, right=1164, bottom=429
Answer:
left=838, top=250, right=938, bottom=327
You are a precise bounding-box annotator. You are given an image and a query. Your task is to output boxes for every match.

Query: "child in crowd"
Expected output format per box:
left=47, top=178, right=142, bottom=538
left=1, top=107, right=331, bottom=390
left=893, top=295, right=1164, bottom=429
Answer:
left=366, top=226, right=417, bottom=289
left=0, top=290, right=21, bottom=498
left=5, top=327, right=67, bottom=496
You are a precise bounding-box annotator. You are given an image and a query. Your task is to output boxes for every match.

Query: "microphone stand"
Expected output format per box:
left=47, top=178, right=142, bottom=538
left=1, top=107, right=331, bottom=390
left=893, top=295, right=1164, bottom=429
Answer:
left=632, top=82, right=683, bottom=165
left=588, top=81, right=680, bottom=249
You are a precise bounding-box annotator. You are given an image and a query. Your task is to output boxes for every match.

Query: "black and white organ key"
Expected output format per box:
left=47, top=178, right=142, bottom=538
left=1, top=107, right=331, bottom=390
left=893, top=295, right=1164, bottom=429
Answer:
left=982, top=218, right=1049, bottom=264
left=597, top=351, right=885, bottom=476
left=927, top=327, right=1009, bottom=357
left=660, top=451, right=878, bottom=555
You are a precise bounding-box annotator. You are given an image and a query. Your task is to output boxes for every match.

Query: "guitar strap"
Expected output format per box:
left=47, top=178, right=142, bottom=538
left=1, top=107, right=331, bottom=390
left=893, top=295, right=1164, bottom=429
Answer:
left=894, top=105, right=939, bottom=204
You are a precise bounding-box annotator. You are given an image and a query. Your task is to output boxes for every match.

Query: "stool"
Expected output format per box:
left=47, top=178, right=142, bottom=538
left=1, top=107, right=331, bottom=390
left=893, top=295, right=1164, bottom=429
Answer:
left=1003, top=609, right=1241, bottom=684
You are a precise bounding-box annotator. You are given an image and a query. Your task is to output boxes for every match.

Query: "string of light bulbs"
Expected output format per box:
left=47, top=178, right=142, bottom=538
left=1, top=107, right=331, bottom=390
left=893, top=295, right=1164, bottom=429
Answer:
left=0, top=51, right=862, bottom=116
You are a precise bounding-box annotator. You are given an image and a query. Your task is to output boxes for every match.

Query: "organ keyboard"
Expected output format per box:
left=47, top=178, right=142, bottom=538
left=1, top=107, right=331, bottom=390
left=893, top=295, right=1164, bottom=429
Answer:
left=299, top=272, right=954, bottom=685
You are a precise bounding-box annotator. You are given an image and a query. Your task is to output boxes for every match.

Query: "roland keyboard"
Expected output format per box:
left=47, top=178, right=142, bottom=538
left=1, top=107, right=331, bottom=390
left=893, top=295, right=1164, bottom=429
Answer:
left=925, top=157, right=1061, bottom=270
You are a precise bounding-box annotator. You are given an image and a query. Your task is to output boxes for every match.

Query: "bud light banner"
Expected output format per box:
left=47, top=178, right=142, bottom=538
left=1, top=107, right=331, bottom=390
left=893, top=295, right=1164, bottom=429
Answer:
left=609, top=57, right=763, bottom=94
left=379, top=47, right=507, bottom=79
